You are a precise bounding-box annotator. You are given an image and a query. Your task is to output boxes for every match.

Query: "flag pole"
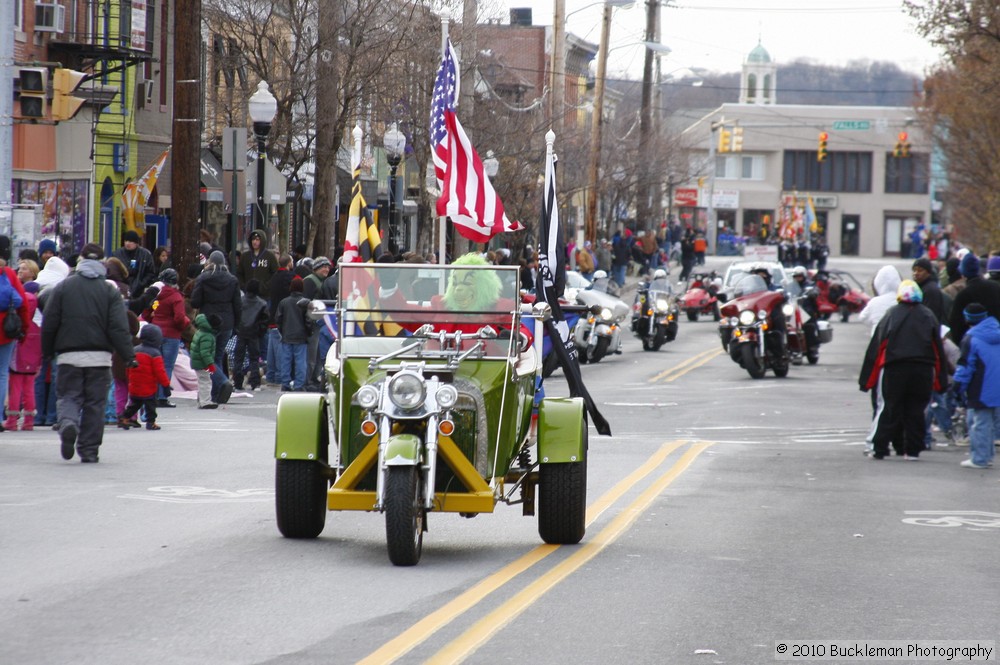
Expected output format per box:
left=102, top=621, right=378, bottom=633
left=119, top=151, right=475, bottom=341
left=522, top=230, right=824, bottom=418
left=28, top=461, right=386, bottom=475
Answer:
left=438, top=17, right=449, bottom=265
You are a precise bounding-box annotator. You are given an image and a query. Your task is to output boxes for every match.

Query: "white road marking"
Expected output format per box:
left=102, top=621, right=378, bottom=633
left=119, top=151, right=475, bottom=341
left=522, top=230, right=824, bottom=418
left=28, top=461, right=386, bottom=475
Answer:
left=118, top=486, right=273, bottom=503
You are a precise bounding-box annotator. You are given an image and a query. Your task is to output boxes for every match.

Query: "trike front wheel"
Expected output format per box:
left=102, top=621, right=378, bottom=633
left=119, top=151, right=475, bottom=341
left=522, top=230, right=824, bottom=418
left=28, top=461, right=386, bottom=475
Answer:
left=385, top=466, right=425, bottom=566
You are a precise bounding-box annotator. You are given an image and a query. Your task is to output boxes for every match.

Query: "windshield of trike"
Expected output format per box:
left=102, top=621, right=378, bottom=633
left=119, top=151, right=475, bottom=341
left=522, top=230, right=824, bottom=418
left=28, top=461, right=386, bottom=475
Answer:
left=335, top=263, right=521, bottom=358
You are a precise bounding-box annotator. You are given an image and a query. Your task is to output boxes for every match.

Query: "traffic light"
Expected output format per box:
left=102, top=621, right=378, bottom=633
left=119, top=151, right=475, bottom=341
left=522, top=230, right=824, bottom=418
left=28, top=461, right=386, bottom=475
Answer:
left=817, top=131, right=829, bottom=163
left=52, top=68, right=88, bottom=121
left=17, top=68, right=48, bottom=119
left=896, top=131, right=911, bottom=158
left=730, top=126, right=744, bottom=152
left=717, top=127, right=732, bottom=154
left=893, top=132, right=909, bottom=158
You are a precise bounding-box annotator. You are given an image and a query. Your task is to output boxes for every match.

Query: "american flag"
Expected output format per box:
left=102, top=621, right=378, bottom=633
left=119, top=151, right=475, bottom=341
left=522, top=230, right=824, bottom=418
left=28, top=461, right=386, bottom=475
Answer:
left=430, top=39, right=522, bottom=243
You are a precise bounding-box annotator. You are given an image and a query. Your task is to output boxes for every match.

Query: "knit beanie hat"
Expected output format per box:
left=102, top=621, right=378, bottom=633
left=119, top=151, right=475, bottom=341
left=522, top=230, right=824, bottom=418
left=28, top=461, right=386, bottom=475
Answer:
left=964, top=303, right=989, bottom=324
left=912, top=257, right=934, bottom=274
left=123, top=230, right=141, bottom=244
left=896, top=279, right=923, bottom=303
left=959, top=252, right=981, bottom=279
left=945, top=257, right=961, bottom=282
left=209, top=251, right=226, bottom=266
left=199, top=242, right=213, bottom=257
left=987, top=256, right=1000, bottom=274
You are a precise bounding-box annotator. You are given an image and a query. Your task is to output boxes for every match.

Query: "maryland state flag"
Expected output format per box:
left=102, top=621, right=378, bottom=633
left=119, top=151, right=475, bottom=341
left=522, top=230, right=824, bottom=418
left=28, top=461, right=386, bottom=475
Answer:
left=343, top=166, right=383, bottom=263
left=122, top=147, right=170, bottom=235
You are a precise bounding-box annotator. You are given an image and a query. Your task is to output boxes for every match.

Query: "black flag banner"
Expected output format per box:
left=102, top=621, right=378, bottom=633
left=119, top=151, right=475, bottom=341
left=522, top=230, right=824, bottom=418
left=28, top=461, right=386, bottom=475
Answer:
left=537, top=131, right=611, bottom=436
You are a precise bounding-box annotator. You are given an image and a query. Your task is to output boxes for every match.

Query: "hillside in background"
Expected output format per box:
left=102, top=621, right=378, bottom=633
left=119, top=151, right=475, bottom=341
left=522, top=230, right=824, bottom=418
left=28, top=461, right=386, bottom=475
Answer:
left=656, top=59, right=923, bottom=111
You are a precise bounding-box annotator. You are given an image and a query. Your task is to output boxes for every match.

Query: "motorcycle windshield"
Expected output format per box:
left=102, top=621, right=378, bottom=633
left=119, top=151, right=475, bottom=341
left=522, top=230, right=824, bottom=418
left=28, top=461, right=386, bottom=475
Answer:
left=648, top=278, right=672, bottom=294
left=732, top=274, right=768, bottom=298
left=335, top=263, right=520, bottom=358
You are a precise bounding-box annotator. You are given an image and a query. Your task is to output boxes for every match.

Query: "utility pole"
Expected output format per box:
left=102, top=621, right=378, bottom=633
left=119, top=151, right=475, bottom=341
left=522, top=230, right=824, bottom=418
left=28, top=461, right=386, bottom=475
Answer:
left=550, top=0, right=566, bottom=133
left=0, top=0, right=13, bottom=208
left=311, top=0, right=340, bottom=257
left=584, top=2, right=613, bottom=246
left=707, top=118, right=722, bottom=254
left=635, top=0, right=658, bottom=235
left=171, top=0, right=202, bottom=282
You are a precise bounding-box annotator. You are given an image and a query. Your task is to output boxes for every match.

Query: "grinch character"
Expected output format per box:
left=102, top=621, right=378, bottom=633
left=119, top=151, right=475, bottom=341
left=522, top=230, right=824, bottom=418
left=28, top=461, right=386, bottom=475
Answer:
left=438, top=253, right=506, bottom=312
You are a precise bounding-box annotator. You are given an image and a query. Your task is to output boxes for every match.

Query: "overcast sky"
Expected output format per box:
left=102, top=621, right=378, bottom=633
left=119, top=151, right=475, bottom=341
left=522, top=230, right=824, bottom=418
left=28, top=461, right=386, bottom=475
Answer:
left=492, top=0, right=944, bottom=79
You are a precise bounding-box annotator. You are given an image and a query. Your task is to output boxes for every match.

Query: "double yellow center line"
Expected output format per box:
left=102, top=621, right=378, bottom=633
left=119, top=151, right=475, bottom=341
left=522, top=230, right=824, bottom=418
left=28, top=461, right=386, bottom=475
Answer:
left=648, top=347, right=723, bottom=383
left=357, top=440, right=713, bottom=665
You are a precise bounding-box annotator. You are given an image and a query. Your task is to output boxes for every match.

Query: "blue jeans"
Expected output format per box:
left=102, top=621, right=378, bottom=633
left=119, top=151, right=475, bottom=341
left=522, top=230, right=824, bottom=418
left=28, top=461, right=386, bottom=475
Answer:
left=279, top=341, right=307, bottom=390
left=924, top=390, right=953, bottom=446
left=35, top=358, right=58, bottom=424
left=158, top=337, right=181, bottom=400
left=211, top=328, right=233, bottom=400
left=266, top=328, right=281, bottom=383
left=968, top=407, right=1000, bottom=467
left=0, top=342, right=15, bottom=418
left=612, top=264, right=627, bottom=288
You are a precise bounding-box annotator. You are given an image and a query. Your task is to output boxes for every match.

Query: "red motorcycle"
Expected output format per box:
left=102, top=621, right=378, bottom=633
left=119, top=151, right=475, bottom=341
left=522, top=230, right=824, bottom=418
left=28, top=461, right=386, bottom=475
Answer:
left=679, top=271, right=721, bottom=322
left=812, top=270, right=870, bottom=322
left=719, top=274, right=797, bottom=379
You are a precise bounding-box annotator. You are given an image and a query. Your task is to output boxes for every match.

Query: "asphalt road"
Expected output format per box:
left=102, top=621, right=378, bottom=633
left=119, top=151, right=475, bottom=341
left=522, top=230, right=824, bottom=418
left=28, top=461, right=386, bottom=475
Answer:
left=2, top=257, right=998, bottom=665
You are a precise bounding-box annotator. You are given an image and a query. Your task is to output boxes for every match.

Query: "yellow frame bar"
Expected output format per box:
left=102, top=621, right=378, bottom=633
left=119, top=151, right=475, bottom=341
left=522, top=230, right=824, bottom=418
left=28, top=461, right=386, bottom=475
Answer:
left=327, top=435, right=497, bottom=513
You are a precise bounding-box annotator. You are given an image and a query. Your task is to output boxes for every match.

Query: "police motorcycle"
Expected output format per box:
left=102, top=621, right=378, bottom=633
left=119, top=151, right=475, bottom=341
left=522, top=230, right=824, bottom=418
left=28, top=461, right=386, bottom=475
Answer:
left=718, top=272, right=795, bottom=379
left=573, top=270, right=631, bottom=363
left=782, top=268, right=833, bottom=365
left=274, top=261, right=590, bottom=566
left=630, top=269, right=679, bottom=351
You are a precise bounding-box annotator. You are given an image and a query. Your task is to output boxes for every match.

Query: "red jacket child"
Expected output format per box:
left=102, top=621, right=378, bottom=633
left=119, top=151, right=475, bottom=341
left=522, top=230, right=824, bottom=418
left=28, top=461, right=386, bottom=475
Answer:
left=127, top=324, right=171, bottom=398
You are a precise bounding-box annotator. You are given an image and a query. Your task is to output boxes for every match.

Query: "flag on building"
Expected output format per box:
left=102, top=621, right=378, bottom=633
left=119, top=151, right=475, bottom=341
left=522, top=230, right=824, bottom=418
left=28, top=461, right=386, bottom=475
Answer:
left=430, top=38, right=522, bottom=242
left=122, top=147, right=170, bottom=234
left=343, top=166, right=383, bottom=263
left=536, top=137, right=610, bottom=436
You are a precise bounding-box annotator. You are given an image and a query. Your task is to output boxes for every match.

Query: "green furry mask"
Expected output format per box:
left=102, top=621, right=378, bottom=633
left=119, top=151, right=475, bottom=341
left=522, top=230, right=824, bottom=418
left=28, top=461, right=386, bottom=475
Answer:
left=442, top=253, right=503, bottom=311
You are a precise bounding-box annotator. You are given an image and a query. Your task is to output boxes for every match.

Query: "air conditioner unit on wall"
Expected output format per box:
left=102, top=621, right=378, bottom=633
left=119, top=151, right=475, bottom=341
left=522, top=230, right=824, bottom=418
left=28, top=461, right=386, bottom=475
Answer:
left=35, top=3, right=65, bottom=33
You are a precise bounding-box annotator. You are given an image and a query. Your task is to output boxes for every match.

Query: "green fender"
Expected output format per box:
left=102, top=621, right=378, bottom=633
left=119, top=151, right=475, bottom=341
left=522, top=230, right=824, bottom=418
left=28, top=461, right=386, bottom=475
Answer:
left=384, top=433, right=422, bottom=466
left=274, top=393, right=329, bottom=462
left=537, top=397, right=587, bottom=463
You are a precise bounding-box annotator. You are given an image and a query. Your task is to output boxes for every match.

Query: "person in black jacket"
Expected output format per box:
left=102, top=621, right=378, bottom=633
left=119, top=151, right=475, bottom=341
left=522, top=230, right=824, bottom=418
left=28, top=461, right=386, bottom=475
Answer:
left=859, top=280, right=948, bottom=460
left=233, top=279, right=268, bottom=391
left=911, top=257, right=946, bottom=324
left=275, top=277, right=309, bottom=391
left=112, top=230, right=156, bottom=295
left=266, top=253, right=295, bottom=384
left=190, top=251, right=240, bottom=404
left=949, top=252, right=1000, bottom=345
left=42, top=243, right=135, bottom=463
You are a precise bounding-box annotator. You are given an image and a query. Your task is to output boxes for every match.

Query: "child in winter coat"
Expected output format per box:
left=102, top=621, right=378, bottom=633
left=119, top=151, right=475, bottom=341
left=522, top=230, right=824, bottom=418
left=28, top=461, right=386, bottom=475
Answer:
left=233, top=279, right=269, bottom=391
left=6, top=282, right=40, bottom=430
left=190, top=313, right=220, bottom=409
left=118, top=323, right=170, bottom=431
left=952, top=303, right=1000, bottom=469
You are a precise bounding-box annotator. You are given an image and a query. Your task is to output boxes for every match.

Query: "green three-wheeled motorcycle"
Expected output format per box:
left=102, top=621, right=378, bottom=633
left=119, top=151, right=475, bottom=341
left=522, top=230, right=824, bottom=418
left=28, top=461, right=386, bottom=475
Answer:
left=273, top=260, right=588, bottom=565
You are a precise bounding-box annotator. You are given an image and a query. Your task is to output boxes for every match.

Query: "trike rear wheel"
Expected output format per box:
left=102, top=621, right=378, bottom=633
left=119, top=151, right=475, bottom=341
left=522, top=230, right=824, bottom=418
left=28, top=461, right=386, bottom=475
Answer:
left=538, top=423, right=588, bottom=545
left=385, top=466, right=424, bottom=566
left=275, top=460, right=328, bottom=539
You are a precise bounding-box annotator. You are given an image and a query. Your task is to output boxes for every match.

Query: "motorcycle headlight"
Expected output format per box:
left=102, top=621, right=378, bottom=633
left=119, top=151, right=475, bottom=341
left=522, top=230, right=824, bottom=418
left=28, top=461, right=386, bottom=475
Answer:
left=757, top=309, right=768, bottom=321
left=436, top=384, right=458, bottom=409
left=600, top=307, right=613, bottom=321
left=729, top=316, right=739, bottom=327
left=655, top=298, right=670, bottom=313
left=738, top=310, right=756, bottom=326
left=387, top=372, right=426, bottom=411
left=356, top=385, right=380, bottom=410
left=782, top=303, right=795, bottom=317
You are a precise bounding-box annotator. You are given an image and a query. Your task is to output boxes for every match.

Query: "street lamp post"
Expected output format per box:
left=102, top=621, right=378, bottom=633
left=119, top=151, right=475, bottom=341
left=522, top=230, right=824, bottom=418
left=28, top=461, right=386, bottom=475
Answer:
left=482, top=150, right=499, bottom=250
left=248, top=80, right=277, bottom=235
left=383, top=122, right=406, bottom=254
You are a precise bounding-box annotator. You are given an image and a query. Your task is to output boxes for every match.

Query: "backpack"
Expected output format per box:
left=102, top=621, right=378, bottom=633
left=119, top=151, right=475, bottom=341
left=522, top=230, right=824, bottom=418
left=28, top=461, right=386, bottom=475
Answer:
left=0, top=269, right=22, bottom=311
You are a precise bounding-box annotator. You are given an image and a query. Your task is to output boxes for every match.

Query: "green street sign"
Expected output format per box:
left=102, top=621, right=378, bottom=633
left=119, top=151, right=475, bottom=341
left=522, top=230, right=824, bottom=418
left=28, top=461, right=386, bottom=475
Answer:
left=832, top=120, right=871, bottom=131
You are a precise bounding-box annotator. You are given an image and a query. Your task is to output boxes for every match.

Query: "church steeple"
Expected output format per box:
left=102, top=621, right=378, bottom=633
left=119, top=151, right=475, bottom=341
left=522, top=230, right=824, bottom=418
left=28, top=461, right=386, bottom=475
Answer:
left=740, top=40, right=776, bottom=105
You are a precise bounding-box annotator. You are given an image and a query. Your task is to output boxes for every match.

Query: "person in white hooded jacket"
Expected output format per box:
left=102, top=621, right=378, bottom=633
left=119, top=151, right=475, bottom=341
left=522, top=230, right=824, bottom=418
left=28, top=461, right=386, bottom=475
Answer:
left=32, top=255, right=71, bottom=428
left=859, top=265, right=903, bottom=337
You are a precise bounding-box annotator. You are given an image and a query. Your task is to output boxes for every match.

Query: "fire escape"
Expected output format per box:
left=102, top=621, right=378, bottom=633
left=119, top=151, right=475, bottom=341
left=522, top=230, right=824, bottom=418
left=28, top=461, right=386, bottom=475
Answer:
left=47, top=0, right=152, bottom=196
